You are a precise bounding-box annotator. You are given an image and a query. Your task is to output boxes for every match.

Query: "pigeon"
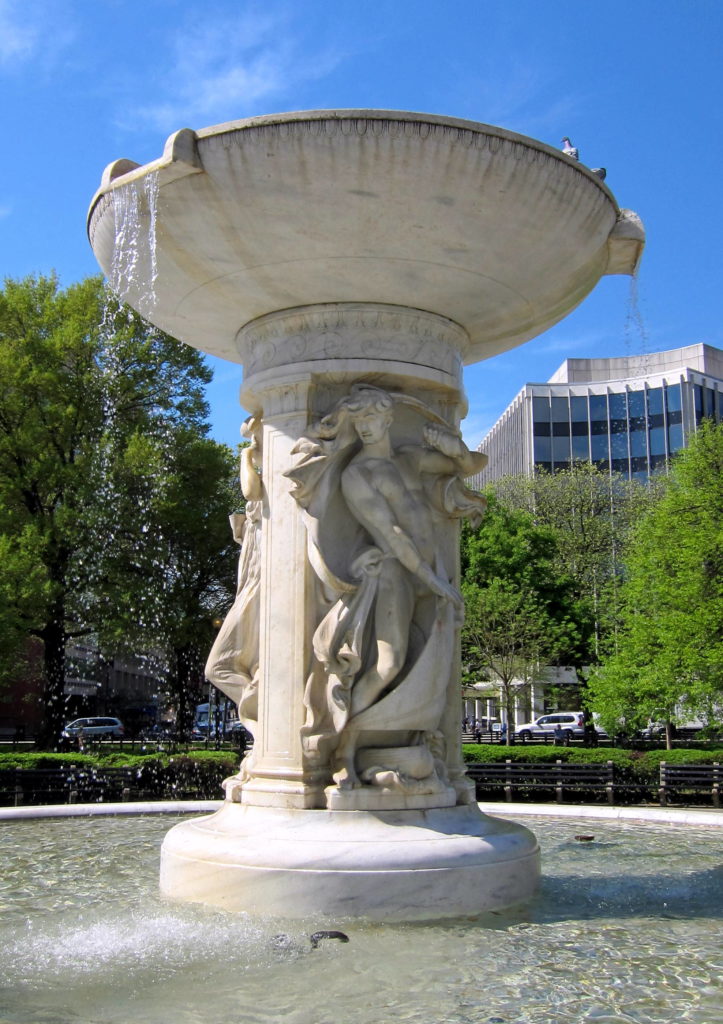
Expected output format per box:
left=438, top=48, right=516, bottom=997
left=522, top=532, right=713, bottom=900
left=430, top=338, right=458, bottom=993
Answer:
left=591, top=167, right=607, bottom=181
left=561, top=137, right=579, bottom=161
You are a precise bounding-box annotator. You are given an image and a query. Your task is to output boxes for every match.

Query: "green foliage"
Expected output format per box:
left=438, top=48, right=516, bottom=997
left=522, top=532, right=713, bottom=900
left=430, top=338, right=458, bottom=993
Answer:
left=490, top=464, right=656, bottom=663
left=0, top=526, right=51, bottom=674
left=588, top=421, right=723, bottom=741
left=461, top=498, right=586, bottom=737
left=0, top=275, right=238, bottom=742
left=0, top=751, right=100, bottom=769
left=462, top=743, right=631, bottom=767
left=634, top=747, right=723, bottom=770
left=0, top=749, right=238, bottom=771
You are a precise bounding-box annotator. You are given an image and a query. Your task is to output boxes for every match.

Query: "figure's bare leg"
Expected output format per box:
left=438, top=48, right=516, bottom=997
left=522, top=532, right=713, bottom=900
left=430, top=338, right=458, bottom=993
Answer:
left=350, top=564, right=414, bottom=716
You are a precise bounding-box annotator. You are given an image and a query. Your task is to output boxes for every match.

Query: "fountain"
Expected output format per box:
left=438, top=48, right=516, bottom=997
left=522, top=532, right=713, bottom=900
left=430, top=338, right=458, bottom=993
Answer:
left=87, top=110, right=644, bottom=920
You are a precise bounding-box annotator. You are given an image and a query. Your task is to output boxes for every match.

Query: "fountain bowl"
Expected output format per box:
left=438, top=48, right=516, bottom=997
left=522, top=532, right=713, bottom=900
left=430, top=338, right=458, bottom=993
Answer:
left=87, top=109, right=643, bottom=366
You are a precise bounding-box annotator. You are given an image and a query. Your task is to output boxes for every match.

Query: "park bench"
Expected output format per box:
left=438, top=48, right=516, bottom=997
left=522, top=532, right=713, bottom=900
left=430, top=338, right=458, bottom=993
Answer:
left=0, top=761, right=228, bottom=806
left=465, top=759, right=616, bottom=804
left=0, top=766, right=144, bottom=806
left=658, top=761, right=721, bottom=807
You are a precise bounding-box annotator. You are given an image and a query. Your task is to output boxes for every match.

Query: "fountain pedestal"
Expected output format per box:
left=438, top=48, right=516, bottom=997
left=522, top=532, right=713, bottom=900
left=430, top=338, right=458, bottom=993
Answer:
left=88, top=109, right=643, bottom=920
left=160, top=803, right=539, bottom=921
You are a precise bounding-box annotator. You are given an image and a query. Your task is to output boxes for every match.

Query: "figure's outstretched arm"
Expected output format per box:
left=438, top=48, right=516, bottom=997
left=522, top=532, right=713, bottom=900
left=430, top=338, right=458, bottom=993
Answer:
left=413, top=424, right=488, bottom=478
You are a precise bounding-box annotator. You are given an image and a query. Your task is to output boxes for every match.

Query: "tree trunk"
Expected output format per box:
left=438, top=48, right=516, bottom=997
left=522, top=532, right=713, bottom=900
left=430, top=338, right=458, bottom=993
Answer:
left=505, top=691, right=515, bottom=746
left=172, top=643, right=204, bottom=741
left=37, top=602, right=67, bottom=748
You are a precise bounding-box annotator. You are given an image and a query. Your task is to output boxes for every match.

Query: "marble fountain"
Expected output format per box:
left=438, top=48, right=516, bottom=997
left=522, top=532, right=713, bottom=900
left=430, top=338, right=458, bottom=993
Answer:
left=86, top=109, right=645, bottom=921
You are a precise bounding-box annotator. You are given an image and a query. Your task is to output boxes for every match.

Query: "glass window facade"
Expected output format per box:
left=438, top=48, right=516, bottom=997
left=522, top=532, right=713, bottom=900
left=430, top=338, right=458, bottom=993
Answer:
left=530, top=381, right=692, bottom=481
left=477, top=354, right=723, bottom=490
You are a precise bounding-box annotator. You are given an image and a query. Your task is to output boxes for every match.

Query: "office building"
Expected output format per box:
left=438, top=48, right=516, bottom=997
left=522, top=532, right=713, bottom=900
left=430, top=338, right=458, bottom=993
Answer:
left=475, top=343, right=723, bottom=485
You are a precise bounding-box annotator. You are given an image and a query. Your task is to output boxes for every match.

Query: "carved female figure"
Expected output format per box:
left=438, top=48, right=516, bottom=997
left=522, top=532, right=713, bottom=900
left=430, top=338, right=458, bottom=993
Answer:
left=286, top=384, right=487, bottom=791
left=205, top=416, right=263, bottom=750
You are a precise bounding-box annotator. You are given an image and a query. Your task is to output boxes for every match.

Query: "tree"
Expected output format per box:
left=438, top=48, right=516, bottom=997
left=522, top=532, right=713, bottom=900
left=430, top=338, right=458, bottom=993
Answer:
left=0, top=274, right=233, bottom=744
left=491, top=464, right=657, bottom=662
left=90, top=427, right=240, bottom=737
left=461, top=498, right=587, bottom=743
left=587, top=421, right=723, bottom=746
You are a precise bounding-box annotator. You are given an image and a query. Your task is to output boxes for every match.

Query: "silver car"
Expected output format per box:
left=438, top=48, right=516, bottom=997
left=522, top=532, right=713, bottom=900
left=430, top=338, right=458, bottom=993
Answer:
left=62, top=716, right=125, bottom=740
left=514, top=712, right=606, bottom=742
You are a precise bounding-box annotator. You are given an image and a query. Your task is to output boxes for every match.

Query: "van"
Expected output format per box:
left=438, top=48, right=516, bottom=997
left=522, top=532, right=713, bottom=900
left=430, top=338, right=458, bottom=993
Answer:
left=61, top=717, right=125, bottom=740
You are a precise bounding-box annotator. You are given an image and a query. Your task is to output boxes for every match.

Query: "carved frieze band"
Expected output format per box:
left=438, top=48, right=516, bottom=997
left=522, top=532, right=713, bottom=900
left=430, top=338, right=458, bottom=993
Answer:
left=237, top=304, right=468, bottom=380
left=208, top=115, right=592, bottom=182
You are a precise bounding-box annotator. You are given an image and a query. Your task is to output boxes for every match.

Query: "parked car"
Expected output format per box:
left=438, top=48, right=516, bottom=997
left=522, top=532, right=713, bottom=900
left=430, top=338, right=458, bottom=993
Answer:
left=514, top=712, right=607, bottom=743
left=61, top=717, right=125, bottom=740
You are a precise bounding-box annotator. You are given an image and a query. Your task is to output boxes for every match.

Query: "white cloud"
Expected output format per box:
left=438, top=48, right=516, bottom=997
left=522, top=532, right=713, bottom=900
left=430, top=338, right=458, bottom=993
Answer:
left=462, top=52, right=580, bottom=142
left=0, top=0, right=75, bottom=73
left=129, top=8, right=342, bottom=132
left=0, top=0, right=39, bottom=65
left=535, top=328, right=612, bottom=356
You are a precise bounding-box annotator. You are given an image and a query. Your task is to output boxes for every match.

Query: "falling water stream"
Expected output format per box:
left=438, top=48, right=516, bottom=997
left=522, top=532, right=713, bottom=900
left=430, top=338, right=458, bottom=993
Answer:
left=108, top=171, right=159, bottom=317
left=0, top=814, right=721, bottom=1024
left=624, top=270, right=651, bottom=379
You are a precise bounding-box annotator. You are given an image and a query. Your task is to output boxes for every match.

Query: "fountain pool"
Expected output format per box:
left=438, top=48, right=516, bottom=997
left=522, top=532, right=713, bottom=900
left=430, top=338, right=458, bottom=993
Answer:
left=1, top=813, right=720, bottom=1024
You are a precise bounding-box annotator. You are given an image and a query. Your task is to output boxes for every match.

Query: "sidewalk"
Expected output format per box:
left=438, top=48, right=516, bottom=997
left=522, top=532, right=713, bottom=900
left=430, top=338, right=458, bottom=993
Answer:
left=478, top=801, right=723, bottom=828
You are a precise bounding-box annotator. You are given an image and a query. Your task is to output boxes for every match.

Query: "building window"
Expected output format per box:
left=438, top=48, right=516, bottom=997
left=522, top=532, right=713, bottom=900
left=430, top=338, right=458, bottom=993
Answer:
left=590, top=434, right=609, bottom=461
left=570, top=395, right=588, bottom=422
left=608, top=392, right=627, bottom=422
left=647, top=387, right=664, bottom=427
left=533, top=396, right=551, bottom=420
left=534, top=435, right=551, bottom=461
left=610, top=430, right=629, bottom=469
left=551, top=396, right=569, bottom=422
left=665, top=383, right=682, bottom=414
left=552, top=435, right=571, bottom=465
left=649, top=425, right=666, bottom=457
left=668, top=422, right=684, bottom=452
left=589, top=394, right=608, bottom=422
left=571, top=434, right=589, bottom=460
left=630, top=429, right=647, bottom=458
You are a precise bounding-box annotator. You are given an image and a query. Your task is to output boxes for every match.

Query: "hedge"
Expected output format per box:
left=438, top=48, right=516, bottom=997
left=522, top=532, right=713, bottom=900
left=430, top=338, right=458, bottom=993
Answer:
left=0, top=749, right=239, bottom=771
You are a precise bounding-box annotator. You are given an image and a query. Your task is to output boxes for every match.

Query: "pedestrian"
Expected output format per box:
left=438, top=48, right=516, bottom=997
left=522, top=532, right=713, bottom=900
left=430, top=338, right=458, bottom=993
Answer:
left=553, top=724, right=564, bottom=746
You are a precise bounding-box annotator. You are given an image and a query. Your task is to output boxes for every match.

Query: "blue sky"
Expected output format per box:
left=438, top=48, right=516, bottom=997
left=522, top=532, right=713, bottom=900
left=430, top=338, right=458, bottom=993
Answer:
left=1, top=0, right=722, bottom=449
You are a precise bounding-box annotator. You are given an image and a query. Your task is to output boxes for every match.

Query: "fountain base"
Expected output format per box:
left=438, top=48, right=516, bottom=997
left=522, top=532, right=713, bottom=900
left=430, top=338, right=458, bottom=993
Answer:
left=159, top=802, right=540, bottom=921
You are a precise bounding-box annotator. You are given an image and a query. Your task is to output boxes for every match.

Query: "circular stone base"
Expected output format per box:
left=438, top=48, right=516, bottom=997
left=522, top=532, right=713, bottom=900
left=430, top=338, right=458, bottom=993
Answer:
left=159, top=802, right=540, bottom=921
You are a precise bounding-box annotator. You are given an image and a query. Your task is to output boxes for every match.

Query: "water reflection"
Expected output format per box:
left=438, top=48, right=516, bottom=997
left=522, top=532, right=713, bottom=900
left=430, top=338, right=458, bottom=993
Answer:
left=0, top=814, right=721, bottom=1024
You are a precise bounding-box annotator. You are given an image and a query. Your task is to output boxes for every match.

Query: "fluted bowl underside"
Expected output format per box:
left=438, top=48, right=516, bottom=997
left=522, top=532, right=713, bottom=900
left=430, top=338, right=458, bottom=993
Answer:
left=88, top=110, right=632, bottom=365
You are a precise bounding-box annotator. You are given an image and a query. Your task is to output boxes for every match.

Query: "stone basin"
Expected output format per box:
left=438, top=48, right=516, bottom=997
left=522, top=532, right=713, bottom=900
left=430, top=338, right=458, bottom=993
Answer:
left=87, top=109, right=643, bottom=366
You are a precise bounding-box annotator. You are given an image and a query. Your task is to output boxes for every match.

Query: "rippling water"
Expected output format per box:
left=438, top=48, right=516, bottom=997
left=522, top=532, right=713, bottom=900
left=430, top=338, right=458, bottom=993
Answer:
left=0, top=814, right=721, bottom=1024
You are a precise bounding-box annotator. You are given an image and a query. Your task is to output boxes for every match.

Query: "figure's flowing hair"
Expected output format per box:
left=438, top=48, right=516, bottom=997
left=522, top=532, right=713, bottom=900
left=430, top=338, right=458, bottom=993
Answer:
left=313, top=382, right=454, bottom=450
